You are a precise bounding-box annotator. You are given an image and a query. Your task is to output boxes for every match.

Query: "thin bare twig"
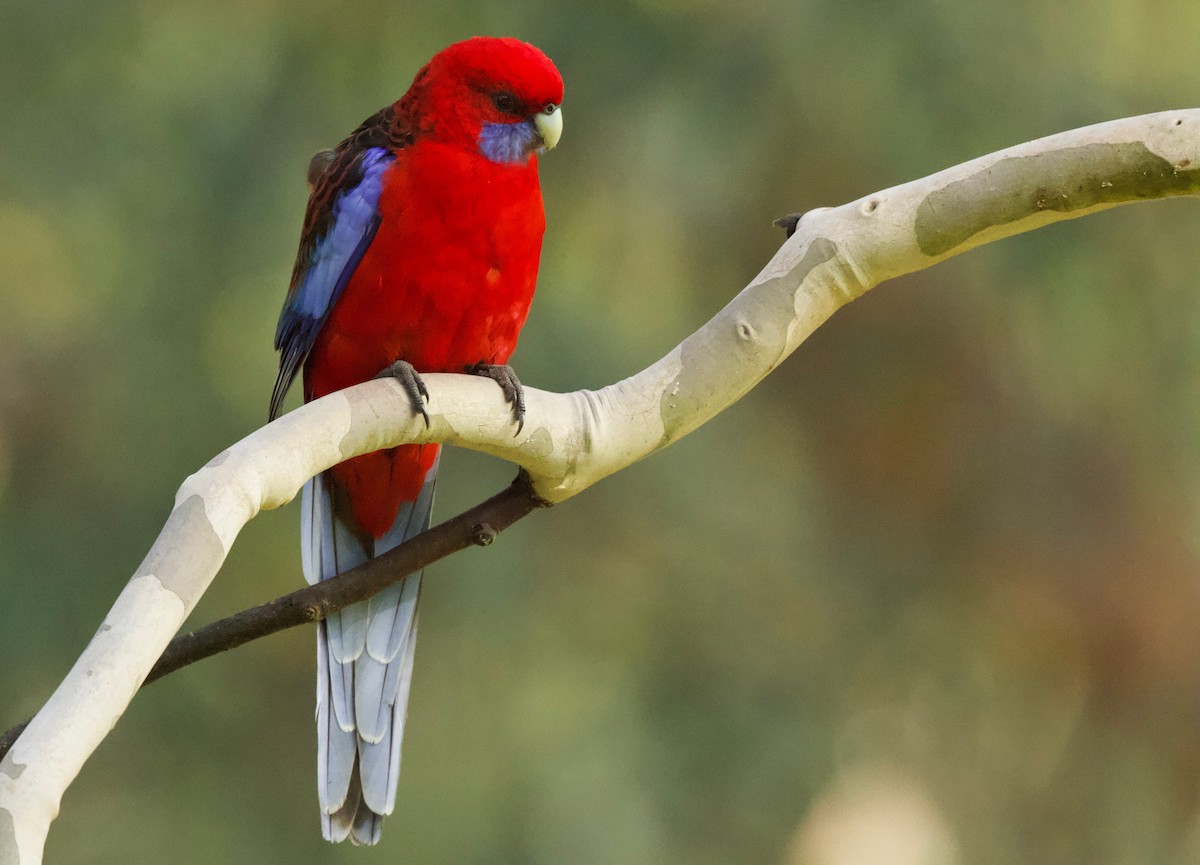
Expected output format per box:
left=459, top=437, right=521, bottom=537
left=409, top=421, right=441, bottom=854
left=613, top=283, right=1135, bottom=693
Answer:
left=0, top=471, right=547, bottom=761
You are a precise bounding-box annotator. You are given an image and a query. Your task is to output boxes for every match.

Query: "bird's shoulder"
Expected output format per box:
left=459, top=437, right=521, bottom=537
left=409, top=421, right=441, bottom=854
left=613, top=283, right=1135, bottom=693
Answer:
left=290, top=104, right=414, bottom=286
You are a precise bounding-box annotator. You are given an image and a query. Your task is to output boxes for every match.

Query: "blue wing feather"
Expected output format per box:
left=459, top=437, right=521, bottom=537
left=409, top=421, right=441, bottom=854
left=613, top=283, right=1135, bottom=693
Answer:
left=269, top=146, right=393, bottom=420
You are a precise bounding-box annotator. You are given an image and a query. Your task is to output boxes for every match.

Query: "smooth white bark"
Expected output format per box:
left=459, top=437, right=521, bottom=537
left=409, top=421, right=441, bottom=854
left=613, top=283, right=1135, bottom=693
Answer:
left=1, top=108, right=1197, bottom=865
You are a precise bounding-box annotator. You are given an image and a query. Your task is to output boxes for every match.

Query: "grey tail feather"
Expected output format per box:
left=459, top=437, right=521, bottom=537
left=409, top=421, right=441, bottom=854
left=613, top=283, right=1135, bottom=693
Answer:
left=320, top=757, right=383, bottom=845
left=303, top=452, right=439, bottom=845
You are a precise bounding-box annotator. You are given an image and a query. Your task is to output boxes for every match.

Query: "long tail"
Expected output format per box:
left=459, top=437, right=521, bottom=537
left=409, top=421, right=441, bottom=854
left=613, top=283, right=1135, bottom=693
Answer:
left=301, top=451, right=439, bottom=845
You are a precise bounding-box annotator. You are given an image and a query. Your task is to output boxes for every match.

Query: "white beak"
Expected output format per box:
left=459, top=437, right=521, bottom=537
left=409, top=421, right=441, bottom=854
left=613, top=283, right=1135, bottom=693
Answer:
left=533, top=105, right=563, bottom=151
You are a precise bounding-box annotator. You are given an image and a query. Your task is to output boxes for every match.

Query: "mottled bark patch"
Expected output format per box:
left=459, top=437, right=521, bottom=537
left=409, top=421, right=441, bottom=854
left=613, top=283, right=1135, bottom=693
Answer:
left=133, top=495, right=225, bottom=607
left=659, top=238, right=839, bottom=446
left=0, top=756, right=24, bottom=781
left=521, top=426, right=554, bottom=459
left=0, top=808, right=16, bottom=865
left=915, top=142, right=1200, bottom=257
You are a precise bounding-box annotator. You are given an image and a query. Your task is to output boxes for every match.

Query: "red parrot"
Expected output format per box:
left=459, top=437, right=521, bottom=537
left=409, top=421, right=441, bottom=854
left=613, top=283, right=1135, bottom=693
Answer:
left=269, top=37, right=563, bottom=845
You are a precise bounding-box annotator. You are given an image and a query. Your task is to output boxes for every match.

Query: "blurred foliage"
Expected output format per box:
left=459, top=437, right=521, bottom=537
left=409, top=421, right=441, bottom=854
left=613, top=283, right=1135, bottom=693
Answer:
left=2, top=0, right=1200, bottom=863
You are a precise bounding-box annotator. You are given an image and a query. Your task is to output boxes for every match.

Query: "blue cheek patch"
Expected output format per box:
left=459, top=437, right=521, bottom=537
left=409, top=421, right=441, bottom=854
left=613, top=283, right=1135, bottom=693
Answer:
left=478, top=120, right=539, bottom=164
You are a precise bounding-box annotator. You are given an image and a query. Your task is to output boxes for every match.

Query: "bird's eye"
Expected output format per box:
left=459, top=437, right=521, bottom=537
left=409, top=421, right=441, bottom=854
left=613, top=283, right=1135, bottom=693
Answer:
left=542, top=103, right=557, bottom=115
left=491, top=92, right=519, bottom=114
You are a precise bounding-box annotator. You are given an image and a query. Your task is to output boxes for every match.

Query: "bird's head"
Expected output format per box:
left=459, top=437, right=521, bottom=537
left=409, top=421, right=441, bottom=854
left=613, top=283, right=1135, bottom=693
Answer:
left=406, top=37, right=564, bottom=165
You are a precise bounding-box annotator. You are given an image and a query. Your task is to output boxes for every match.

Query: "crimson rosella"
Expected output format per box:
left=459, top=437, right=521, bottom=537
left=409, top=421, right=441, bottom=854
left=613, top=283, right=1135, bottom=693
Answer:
left=269, top=37, right=563, bottom=845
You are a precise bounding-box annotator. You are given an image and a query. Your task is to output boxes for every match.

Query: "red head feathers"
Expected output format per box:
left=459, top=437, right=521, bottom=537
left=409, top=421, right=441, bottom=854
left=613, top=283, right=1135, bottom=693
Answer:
left=403, top=37, right=564, bottom=157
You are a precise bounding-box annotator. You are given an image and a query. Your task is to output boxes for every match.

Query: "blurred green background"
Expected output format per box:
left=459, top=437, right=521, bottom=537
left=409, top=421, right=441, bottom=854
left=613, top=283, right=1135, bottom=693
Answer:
left=3, top=0, right=1200, bottom=862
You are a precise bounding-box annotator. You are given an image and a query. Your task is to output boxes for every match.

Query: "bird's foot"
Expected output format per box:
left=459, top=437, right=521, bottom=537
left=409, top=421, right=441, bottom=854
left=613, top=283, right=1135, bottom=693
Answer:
left=375, top=360, right=430, bottom=427
left=468, top=362, right=525, bottom=435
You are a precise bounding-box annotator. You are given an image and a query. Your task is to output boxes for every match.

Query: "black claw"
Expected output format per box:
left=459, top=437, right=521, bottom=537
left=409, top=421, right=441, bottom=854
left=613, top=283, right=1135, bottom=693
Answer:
left=469, top=362, right=526, bottom=436
left=375, top=360, right=430, bottom=428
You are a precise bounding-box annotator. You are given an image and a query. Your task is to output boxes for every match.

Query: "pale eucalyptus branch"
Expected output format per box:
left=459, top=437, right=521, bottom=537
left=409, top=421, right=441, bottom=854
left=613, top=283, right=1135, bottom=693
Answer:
left=1, top=108, right=1197, bottom=865
left=0, top=471, right=547, bottom=764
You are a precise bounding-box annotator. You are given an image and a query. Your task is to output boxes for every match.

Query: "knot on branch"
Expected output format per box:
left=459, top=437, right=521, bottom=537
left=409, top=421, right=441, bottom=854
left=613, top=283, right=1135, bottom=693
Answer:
left=774, top=212, right=803, bottom=238
left=471, top=523, right=497, bottom=546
